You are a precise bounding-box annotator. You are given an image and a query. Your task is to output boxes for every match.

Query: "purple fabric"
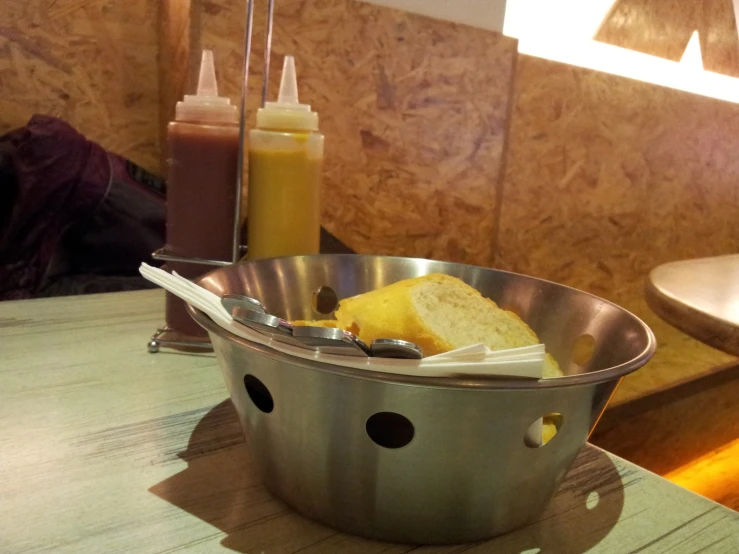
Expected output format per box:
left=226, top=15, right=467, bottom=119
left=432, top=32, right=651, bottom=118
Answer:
left=0, top=115, right=351, bottom=301
left=0, top=115, right=110, bottom=300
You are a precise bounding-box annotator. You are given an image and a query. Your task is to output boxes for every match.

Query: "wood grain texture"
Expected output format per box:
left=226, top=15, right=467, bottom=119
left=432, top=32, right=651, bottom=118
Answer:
left=187, top=0, right=517, bottom=266
left=609, top=295, right=736, bottom=407
left=499, top=54, right=739, bottom=301
left=595, top=0, right=739, bottom=78
left=591, top=362, right=739, bottom=511
left=498, top=53, right=739, bottom=404
left=0, top=0, right=160, bottom=172
left=1, top=290, right=738, bottom=553
left=666, top=438, right=739, bottom=512
left=591, top=362, right=739, bottom=475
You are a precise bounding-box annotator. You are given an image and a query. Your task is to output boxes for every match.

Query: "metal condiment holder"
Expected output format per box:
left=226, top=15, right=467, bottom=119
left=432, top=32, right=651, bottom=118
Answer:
left=148, top=0, right=275, bottom=353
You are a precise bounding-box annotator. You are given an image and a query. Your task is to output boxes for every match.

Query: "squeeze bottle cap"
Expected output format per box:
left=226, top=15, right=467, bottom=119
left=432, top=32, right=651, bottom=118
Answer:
left=256, top=56, right=319, bottom=132
left=175, top=50, right=238, bottom=125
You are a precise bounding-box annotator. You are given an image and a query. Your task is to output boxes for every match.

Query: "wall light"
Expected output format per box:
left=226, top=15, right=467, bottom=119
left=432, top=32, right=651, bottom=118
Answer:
left=503, top=0, right=739, bottom=104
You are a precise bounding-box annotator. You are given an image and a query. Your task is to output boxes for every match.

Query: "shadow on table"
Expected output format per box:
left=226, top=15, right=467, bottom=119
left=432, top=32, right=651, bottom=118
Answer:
left=150, top=400, right=625, bottom=553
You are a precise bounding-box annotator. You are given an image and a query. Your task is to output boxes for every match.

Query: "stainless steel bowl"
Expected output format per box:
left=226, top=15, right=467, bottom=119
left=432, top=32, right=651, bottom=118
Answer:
left=190, top=254, right=655, bottom=544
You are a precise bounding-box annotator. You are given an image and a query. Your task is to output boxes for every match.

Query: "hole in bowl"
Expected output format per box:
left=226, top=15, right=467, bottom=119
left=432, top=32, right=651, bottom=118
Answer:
left=312, top=286, right=338, bottom=314
left=244, top=374, right=274, bottom=413
left=524, top=413, right=563, bottom=448
left=586, top=490, right=600, bottom=510
left=572, top=334, right=596, bottom=367
left=366, top=412, right=414, bottom=449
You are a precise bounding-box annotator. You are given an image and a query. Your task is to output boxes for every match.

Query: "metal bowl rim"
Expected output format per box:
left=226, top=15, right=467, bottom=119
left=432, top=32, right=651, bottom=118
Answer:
left=189, top=254, right=657, bottom=390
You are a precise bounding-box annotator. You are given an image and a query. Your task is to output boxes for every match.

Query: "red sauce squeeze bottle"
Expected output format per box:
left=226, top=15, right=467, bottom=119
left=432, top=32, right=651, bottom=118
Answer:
left=164, top=50, right=239, bottom=341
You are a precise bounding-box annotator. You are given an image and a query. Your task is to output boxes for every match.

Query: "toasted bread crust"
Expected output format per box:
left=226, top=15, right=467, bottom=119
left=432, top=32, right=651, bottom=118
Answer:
left=334, top=275, right=452, bottom=356
left=301, top=273, right=563, bottom=377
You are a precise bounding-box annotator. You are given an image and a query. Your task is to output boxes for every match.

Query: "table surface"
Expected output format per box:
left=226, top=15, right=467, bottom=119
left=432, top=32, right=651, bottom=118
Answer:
left=1, top=290, right=737, bottom=553
left=647, top=254, right=739, bottom=356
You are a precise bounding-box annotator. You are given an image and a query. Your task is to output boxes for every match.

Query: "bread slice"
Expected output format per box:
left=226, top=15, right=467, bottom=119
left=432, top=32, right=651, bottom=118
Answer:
left=333, top=273, right=563, bottom=378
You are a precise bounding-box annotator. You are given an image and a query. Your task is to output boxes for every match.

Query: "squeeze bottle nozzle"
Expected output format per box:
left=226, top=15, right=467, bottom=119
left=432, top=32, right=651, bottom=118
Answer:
left=196, top=50, right=219, bottom=97
left=277, top=56, right=299, bottom=104
left=175, top=49, right=237, bottom=124
left=256, top=55, right=318, bottom=131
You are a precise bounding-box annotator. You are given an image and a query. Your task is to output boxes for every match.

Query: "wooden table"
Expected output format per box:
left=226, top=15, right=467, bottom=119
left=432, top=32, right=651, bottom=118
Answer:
left=1, top=290, right=738, bottom=553
left=647, top=254, right=739, bottom=356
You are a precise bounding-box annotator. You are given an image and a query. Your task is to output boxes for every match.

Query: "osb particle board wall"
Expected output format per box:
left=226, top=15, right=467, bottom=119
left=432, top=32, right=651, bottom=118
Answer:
left=193, top=0, right=517, bottom=266
left=497, top=54, right=739, bottom=401
left=0, top=1, right=160, bottom=173
left=499, top=55, right=739, bottom=301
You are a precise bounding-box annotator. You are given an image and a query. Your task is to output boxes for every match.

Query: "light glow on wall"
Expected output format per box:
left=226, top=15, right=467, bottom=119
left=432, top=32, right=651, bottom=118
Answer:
left=681, top=31, right=704, bottom=70
left=664, top=439, right=739, bottom=505
left=504, top=0, right=739, bottom=104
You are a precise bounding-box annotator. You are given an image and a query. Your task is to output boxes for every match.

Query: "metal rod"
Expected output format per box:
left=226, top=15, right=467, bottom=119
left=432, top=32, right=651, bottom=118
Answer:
left=152, top=247, right=231, bottom=267
left=233, top=0, right=256, bottom=263
left=261, top=0, right=275, bottom=107
left=148, top=327, right=214, bottom=353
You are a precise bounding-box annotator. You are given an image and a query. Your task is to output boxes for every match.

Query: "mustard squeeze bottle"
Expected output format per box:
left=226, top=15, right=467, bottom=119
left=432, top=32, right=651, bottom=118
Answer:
left=246, top=56, right=323, bottom=260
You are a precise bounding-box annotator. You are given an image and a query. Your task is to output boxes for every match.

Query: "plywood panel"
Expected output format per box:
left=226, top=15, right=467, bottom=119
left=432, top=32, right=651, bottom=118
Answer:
left=499, top=54, right=739, bottom=301
left=498, top=54, right=739, bottom=402
left=0, top=1, right=160, bottom=173
left=188, top=0, right=517, bottom=265
left=591, top=364, right=739, bottom=509
left=610, top=296, right=736, bottom=406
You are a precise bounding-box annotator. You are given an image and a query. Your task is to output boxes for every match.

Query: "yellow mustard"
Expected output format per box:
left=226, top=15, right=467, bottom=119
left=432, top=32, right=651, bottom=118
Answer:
left=245, top=56, right=324, bottom=261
